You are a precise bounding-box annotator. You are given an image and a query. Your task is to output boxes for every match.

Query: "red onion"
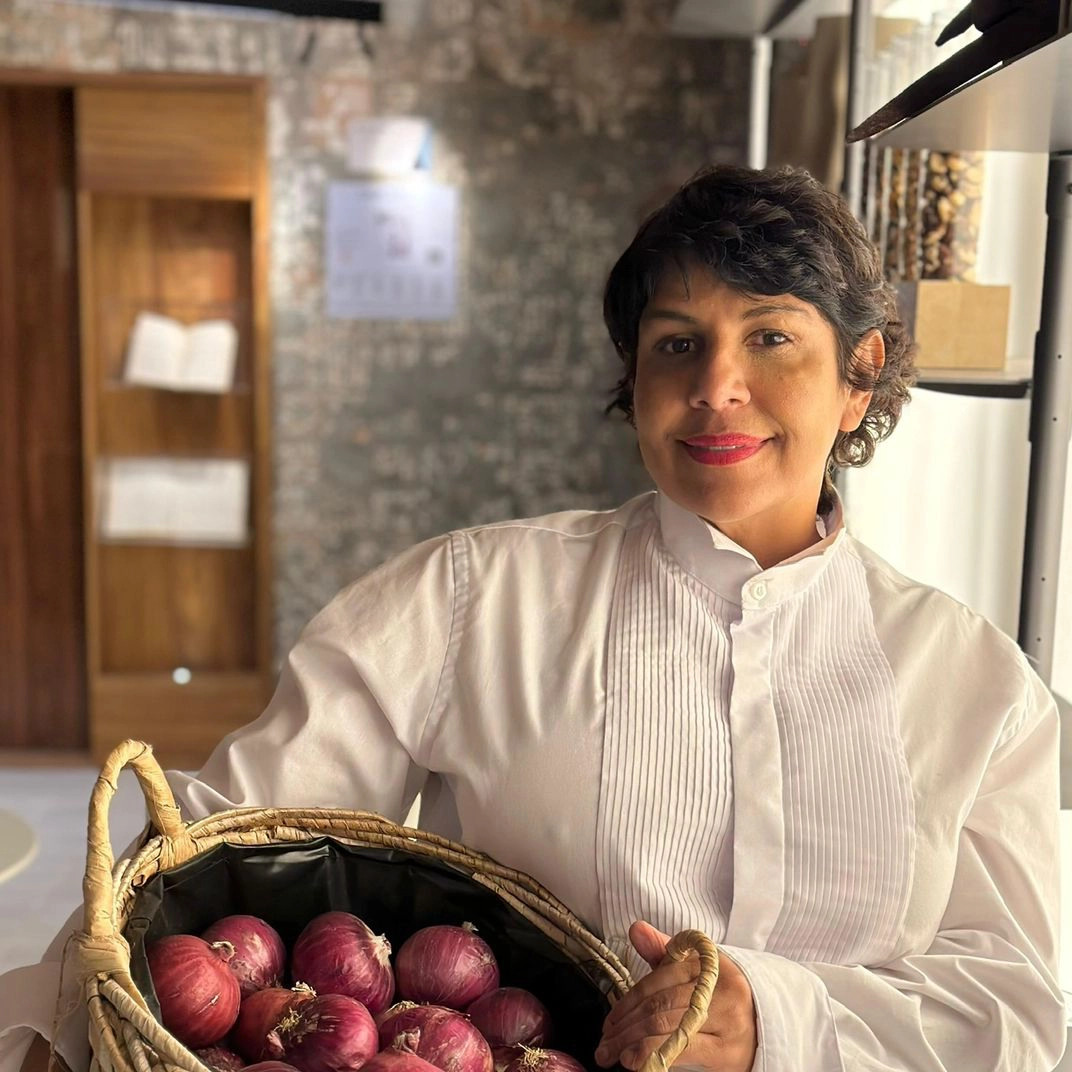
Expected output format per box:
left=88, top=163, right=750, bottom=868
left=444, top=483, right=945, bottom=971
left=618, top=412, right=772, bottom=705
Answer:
left=395, top=924, right=499, bottom=1009
left=357, top=1046, right=442, bottom=1072
left=277, top=993, right=378, bottom=1072
left=244, top=1065, right=301, bottom=1072
left=491, top=1049, right=517, bottom=1072
left=291, top=912, right=395, bottom=1015
left=201, top=915, right=287, bottom=998
left=233, top=986, right=315, bottom=1062
left=375, top=1000, right=419, bottom=1029
left=196, top=1045, right=246, bottom=1072
left=378, top=1004, right=492, bottom=1072
left=146, top=934, right=241, bottom=1048
left=501, top=1049, right=584, bottom=1072
left=466, top=989, right=551, bottom=1048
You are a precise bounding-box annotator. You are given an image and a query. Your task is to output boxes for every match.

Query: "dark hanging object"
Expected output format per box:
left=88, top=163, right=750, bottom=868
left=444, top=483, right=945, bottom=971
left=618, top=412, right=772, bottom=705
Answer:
left=848, top=0, right=1063, bottom=142
left=135, top=0, right=382, bottom=20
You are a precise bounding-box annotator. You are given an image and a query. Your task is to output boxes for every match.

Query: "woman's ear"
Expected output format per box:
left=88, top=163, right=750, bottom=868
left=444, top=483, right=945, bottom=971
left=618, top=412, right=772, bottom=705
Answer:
left=839, top=330, right=886, bottom=433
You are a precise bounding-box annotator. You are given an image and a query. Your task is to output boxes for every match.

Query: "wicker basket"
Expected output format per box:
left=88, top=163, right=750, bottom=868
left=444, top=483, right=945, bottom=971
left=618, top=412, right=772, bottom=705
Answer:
left=63, top=740, right=719, bottom=1072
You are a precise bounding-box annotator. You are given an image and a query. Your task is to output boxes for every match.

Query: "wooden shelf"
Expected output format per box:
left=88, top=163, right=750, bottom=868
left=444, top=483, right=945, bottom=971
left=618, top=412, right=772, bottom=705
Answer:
left=916, top=368, right=1033, bottom=386
left=96, top=536, right=253, bottom=549
left=103, top=381, right=253, bottom=396
left=873, top=31, right=1072, bottom=153
left=77, top=79, right=273, bottom=771
left=669, top=0, right=905, bottom=39
left=91, top=671, right=272, bottom=769
left=668, top=0, right=831, bottom=37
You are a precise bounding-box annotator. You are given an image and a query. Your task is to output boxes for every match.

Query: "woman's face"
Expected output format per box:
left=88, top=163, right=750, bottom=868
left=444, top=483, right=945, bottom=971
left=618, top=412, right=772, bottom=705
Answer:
left=632, top=265, right=881, bottom=567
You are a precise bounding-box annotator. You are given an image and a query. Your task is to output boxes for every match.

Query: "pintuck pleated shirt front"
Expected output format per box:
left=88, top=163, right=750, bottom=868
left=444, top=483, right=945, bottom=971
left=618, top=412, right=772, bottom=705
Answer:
left=597, top=496, right=915, bottom=974
left=0, top=490, right=1064, bottom=1072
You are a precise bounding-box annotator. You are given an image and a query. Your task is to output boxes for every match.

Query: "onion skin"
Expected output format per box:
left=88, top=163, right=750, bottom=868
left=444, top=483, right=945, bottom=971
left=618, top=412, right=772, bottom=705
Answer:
left=378, top=1005, right=493, bottom=1072
left=147, top=934, right=241, bottom=1048
left=233, top=987, right=315, bottom=1062
left=394, top=925, right=500, bottom=1009
left=375, top=1001, right=420, bottom=1028
left=278, top=993, right=379, bottom=1072
left=291, top=912, right=395, bottom=1016
left=201, top=915, right=287, bottom=998
left=466, top=989, right=552, bottom=1048
left=490, top=1049, right=517, bottom=1072
left=502, top=1049, right=585, bottom=1072
left=357, top=1050, right=442, bottom=1072
left=196, top=1045, right=246, bottom=1072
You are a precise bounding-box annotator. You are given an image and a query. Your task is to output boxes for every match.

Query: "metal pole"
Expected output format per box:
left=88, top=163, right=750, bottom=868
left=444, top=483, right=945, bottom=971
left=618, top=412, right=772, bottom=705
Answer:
left=749, top=35, right=772, bottom=170
left=844, top=0, right=873, bottom=217
left=1018, top=152, right=1072, bottom=683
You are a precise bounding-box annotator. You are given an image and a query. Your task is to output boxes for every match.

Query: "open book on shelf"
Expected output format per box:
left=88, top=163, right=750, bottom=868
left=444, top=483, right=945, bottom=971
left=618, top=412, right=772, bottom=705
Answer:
left=98, top=457, right=250, bottom=545
left=123, top=311, right=238, bottom=393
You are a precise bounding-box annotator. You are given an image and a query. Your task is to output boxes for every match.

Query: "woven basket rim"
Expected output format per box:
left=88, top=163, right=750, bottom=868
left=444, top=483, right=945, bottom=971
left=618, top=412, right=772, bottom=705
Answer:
left=69, top=739, right=719, bottom=1072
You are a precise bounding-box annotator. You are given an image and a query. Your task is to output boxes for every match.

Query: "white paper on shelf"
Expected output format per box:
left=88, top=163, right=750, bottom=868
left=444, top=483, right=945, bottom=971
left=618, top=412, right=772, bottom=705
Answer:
left=840, top=386, right=1031, bottom=640
left=123, top=311, right=237, bottom=393
left=181, top=320, right=239, bottom=392
left=123, top=312, right=188, bottom=389
left=99, top=458, right=250, bottom=545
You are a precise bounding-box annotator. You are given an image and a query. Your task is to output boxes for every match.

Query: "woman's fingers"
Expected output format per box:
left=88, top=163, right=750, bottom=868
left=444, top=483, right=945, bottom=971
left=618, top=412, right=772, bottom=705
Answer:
left=612, top=1033, right=726, bottom=1072
left=599, top=945, right=757, bottom=1072
left=601, top=981, right=697, bottom=1046
left=604, top=957, right=699, bottom=1030
left=628, top=919, right=673, bottom=969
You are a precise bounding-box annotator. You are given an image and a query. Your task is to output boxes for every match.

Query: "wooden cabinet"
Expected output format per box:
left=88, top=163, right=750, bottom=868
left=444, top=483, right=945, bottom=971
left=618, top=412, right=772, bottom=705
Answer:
left=74, top=81, right=273, bottom=768
left=0, top=85, right=86, bottom=750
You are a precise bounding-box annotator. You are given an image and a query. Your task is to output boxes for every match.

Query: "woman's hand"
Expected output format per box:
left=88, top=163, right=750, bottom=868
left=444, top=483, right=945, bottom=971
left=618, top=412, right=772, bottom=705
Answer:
left=595, top=921, right=757, bottom=1072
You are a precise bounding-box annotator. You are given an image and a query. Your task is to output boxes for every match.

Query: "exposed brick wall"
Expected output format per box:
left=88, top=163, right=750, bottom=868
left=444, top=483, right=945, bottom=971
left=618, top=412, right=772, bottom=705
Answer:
left=2, top=0, right=748, bottom=655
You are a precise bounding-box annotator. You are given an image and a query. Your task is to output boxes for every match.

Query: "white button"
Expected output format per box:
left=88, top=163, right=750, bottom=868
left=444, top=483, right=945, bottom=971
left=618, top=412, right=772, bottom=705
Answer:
left=749, top=581, right=768, bottom=602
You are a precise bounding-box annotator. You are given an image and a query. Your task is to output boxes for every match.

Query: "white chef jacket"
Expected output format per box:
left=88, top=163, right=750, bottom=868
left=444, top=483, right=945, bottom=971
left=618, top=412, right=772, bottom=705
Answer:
left=0, top=490, right=1064, bottom=1072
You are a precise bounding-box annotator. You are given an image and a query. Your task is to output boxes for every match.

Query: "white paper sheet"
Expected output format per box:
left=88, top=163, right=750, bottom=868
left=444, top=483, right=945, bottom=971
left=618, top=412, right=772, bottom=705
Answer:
left=99, top=458, right=250, bottom=545
left=180, top=321, right=239, bottom=392
left=123, top=311, right=187, bottom=389
left=325, top=180, right=458, bottom=321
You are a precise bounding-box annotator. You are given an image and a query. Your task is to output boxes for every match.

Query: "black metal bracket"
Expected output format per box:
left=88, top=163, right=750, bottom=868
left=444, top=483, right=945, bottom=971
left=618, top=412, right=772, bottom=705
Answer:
left=134, top=0, right=382, bottom=21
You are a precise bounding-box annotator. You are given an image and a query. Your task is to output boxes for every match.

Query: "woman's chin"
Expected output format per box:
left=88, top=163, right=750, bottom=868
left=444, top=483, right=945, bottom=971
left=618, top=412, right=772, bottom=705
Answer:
left=665, top=484, right=769, bottom=529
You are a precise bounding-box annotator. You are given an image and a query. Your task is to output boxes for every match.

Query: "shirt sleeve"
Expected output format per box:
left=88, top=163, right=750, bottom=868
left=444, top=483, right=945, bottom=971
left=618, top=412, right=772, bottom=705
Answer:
left=723, top=662, right=1067, bottom=1072
left=169, top=530, right=456, bottom=820
left=0, top=532, right=459, bottom=1072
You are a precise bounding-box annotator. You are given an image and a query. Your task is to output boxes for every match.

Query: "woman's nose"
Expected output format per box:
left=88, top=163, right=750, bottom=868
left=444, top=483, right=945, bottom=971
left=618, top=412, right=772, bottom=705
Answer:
left=687, top=348, right=751, bottom=410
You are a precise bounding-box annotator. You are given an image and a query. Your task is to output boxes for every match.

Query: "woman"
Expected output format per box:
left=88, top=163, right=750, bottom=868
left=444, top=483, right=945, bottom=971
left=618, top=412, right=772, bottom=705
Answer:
left=2, top=165, right=1064, bottom=1072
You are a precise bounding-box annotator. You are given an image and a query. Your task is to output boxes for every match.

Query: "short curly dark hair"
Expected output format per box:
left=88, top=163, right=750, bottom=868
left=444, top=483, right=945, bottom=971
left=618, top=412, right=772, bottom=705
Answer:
left=603, top=164, right=917, bottom=511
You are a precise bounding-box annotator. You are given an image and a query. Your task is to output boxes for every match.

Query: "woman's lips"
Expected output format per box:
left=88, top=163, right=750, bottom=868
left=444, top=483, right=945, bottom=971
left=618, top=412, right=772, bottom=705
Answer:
left=680, top=435, right=767, bottom=466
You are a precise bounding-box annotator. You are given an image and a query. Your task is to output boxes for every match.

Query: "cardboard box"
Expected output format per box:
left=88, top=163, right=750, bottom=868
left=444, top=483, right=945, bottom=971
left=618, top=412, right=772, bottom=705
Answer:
left=894, top=280, right=1011, bottom=371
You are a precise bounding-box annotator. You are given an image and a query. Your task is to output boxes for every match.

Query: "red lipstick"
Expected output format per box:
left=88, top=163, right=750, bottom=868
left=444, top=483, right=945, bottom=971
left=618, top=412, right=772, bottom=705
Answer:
left=681, top=433, right=767, bottom=466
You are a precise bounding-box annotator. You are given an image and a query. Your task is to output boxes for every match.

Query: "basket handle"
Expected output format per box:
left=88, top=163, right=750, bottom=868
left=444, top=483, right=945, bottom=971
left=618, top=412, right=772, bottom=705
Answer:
left=636, top=929, right=720, bottom=1072
left=83, top=739, right=192, bottom=940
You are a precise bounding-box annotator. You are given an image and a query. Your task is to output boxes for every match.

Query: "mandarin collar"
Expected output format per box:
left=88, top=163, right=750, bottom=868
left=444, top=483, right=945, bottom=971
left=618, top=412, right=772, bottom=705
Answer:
left=654, top=491, right=847, bottom=607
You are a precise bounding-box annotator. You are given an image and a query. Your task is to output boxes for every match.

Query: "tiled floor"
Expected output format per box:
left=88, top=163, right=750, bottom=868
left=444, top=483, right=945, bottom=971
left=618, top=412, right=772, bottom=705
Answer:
left=0, top=767, right=148, bottom=974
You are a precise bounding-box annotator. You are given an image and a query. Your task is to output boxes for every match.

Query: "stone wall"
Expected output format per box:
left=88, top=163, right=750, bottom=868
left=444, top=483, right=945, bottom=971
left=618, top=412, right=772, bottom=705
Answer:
left=2, top=0, right=749, bottom=655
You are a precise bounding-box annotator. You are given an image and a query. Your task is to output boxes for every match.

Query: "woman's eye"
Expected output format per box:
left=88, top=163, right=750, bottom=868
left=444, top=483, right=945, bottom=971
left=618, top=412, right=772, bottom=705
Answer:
left=658, top=337, right=697, bottom=355
left=752, top=330, right=791, bottom=348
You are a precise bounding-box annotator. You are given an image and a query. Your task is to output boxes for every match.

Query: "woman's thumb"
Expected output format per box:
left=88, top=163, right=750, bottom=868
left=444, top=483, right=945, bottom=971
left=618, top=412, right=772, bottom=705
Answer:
left=629, top=920, right=672, bottom=970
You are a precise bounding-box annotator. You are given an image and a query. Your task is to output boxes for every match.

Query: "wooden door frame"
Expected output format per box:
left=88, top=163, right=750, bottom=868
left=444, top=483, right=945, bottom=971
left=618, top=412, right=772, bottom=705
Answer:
left=0, top=67, right=274, bottom=761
